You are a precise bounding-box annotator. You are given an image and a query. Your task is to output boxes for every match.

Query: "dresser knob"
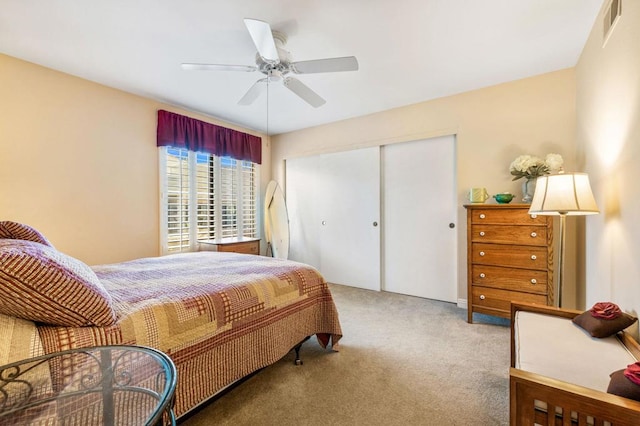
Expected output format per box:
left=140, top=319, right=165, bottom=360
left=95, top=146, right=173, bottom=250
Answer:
left=531, top=255, right=537, bottom=260
left=479, top=251, right=485, bottom=256
left=530, top=214, right=537, bottom=219
left=479, top=214, right=486, bottom=219
left=479, top=295, right=486, bottom=300
left=531, top=279, right=537, bottom=284
left=479, top=273, right=486, bottom=278
left=530, top=232, right=537, bottom=238
left=479, top=231, right=485, bottom=236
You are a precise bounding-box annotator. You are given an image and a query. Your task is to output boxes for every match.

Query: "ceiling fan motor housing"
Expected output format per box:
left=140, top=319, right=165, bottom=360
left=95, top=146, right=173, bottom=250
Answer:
left=255, top=30, right=292, bottom=77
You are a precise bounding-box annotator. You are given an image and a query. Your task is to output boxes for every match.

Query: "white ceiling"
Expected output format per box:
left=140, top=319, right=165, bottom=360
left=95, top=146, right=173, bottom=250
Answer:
left=1, top=0, right=603, bottom=135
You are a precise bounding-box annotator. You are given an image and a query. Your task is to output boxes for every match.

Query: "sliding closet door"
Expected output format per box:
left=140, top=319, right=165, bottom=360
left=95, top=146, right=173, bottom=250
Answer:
left=318, top=148, right=380, bottom=290
left=285, top=155, right=321, bottom=268
left=286, top=147, right=380, bottom=291
left=383, top=135, right=457, bottom=302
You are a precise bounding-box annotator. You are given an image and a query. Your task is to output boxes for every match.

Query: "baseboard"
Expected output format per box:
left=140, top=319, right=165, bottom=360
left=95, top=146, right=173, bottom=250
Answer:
left=457, top=298, right=467, bottom=309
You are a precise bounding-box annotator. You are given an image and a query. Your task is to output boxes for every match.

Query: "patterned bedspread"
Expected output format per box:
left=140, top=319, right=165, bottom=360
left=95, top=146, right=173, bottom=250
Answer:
left=35, top=251, right=342, bottom=417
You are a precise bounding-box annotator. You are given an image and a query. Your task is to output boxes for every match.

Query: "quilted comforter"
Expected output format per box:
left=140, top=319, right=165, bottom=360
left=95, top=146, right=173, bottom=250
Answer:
left=3, top=251, right=342, bottom=418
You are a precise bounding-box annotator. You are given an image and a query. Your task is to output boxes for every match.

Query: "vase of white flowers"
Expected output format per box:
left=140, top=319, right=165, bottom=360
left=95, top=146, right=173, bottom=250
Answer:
left=521, top=179, right=537, bottom=203
left=509, top=153, right=564, bottom=202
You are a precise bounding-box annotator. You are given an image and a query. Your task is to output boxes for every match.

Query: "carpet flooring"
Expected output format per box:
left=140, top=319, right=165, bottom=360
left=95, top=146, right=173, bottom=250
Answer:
left=181, top=284, right=511, bottom=426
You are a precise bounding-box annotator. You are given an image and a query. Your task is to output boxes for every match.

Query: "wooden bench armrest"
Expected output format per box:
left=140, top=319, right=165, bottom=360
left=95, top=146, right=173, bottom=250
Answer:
left=510, top=302, right=582, bottom=321
left=510, top=367, right=640, bottom=425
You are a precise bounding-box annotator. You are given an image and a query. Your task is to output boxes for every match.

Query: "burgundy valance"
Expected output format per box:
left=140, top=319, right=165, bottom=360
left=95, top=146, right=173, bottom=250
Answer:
left=157, top=110, right=262, bottom=164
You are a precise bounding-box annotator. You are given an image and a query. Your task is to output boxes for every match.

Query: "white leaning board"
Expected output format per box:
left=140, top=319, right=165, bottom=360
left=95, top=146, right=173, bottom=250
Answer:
left=264, top=180, right=289, bottom=259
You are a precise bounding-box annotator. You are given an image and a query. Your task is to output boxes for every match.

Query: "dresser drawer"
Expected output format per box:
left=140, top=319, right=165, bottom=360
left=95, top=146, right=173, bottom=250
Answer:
left=470, top=264, right=547, bottom=294
left=472, top=286, right=548, bottom=315
left=216, top=240, right=260, bottom=254
left=470, top=224, right=548, bottom=246
left=472, top=243, right=548, bottom=270
left=470, top=208, right=548, bottom=225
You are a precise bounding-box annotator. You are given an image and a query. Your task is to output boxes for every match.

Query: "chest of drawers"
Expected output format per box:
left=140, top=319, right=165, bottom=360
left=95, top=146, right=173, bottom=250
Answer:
left=199, top=238, right=260, bottom=255
left=464, top=204, right=554, bottom=322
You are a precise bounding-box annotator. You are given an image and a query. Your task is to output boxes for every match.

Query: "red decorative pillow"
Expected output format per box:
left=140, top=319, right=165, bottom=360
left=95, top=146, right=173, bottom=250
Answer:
left=0, top=239, right=116, bottom=327
left=0, top=221, right=53, bottom=247
left=572, top=302, right=637, bottom=338
left=608, top=366, right=640, bottom=401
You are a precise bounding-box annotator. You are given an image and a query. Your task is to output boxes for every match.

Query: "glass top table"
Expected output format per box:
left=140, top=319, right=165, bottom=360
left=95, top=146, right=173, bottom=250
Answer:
left=0, top=345, right=177, bottom=426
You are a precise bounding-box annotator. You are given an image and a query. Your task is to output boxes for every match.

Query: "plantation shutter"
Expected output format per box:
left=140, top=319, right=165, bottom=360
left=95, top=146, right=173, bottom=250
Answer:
left=241, top=160, right=258, bottom=237
left=219, top=157, right=238, bottom=239
left=160, top=150, right=259, bottom=254
left=196, top=153, right=215, bottom=242
left=165, top=148, right=191, bottom=253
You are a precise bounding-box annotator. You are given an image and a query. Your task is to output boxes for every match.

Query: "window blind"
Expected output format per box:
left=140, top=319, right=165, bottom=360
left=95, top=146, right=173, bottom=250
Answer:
left=241, top=160, right=257, bottom=238
left=165, top=148, right=191, bottom=253
left=160, top=148, right=259, bottom=254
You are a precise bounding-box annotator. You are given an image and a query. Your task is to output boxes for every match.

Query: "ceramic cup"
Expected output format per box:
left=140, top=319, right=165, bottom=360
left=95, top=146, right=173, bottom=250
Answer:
left=469, top=187, right=489, bottom=203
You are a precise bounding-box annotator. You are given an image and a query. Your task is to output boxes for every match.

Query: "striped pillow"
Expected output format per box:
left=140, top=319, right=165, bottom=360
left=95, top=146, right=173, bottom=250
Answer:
left=0, top=240, right=116, bottom=327
left=0, top=221, right=53, bottom=247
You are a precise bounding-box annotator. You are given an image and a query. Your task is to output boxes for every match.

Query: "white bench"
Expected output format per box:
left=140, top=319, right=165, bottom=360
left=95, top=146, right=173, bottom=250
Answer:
left=510, top=302, right=640, bottom=425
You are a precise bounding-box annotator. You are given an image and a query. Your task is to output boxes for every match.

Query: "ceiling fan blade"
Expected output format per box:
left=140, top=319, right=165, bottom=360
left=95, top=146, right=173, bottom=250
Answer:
left=292, top=56, right=359, bottom=74
left=284, top=77, right=326, bottom=108
left=181, top=63, right=257, bottom=72
left=238, top=78, right=268, bottom=106
left=244, top=18, right=279, bottom=63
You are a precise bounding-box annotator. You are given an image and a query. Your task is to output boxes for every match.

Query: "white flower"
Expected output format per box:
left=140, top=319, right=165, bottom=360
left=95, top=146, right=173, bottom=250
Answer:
left=510, top=155, right=537, bottom=173
left=544, top=153, right=564, bottom=172
left=509, top=152, right=564, bottom=181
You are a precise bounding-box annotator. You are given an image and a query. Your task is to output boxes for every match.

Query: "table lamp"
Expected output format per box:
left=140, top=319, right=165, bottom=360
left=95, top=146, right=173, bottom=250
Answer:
left=528, top=172, right=599, bottom=307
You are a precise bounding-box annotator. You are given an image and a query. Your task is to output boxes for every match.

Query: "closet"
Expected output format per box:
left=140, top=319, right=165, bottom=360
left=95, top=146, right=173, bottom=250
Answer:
left=286, top=135, right=456, bottom=302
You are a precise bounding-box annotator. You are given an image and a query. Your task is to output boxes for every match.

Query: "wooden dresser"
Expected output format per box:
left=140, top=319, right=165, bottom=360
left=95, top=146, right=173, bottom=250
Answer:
left=199, top=238, right=260, bottom=255
left=464, top=204, right=554, bottom=323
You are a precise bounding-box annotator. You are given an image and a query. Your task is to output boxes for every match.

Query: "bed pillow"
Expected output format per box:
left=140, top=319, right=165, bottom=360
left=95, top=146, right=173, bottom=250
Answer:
left=608, top=365, right=640, bottom=401
left=572, top=302, right=637, bottom=338
left=0, top=221, right=53, bottom=247
left=0, top=239, right=116, bottom=327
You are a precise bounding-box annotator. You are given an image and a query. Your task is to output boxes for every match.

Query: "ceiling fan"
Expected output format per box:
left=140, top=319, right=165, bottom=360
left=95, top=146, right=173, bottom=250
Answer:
left=181, top=18, right=359, bottom=108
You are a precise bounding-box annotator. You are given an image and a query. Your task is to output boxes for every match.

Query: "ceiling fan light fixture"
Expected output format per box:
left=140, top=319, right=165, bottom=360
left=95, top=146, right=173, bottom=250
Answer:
left=268, top=70, right=283, bottom=83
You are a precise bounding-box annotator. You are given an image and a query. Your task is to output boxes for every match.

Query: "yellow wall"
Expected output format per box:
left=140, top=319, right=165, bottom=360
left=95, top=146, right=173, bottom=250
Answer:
left=0, top=54, right=270, bottom=265
left=272, top=69, right=578, bottom=306
left=576, top=1, right=640, bottom=318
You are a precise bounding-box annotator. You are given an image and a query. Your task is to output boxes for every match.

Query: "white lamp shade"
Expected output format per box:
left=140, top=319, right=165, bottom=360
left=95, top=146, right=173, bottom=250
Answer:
left=529, top=173, right=599, bottom=216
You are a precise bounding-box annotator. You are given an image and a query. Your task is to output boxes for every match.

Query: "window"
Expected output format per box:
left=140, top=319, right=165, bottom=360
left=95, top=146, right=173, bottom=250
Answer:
left=160, top=147, right=259, bottom=254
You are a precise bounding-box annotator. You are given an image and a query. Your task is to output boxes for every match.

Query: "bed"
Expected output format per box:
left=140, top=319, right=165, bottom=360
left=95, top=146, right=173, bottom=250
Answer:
left=0, top=222, right=342, bottom=420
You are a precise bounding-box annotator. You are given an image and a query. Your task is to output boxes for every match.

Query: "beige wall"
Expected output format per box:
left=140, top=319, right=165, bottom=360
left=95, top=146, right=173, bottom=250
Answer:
left=272, top=69, right=577, bottom=306
left=576, top=1, right=640, bottom=319
left=0, top=54, right=270, bottom=265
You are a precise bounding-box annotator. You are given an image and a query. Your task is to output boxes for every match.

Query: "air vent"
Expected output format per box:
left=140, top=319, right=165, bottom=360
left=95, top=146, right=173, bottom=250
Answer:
left=603, top=0, right=622, bottom=47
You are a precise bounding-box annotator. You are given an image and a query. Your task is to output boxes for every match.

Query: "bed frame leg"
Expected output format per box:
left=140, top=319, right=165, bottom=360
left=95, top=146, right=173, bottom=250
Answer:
left=293, top=336, right=311, bottom=365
